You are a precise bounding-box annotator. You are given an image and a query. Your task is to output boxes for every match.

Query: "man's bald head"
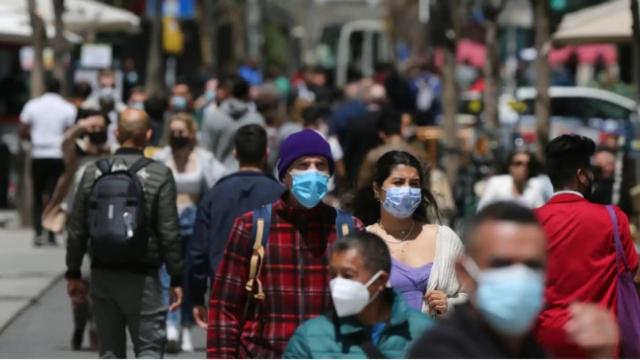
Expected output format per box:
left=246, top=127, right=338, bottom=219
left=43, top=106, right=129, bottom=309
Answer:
left=117, top=108, right=152, bottom=147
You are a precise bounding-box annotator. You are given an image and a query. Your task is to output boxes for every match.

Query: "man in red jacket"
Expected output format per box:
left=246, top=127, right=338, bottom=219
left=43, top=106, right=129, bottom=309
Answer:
left=534, top=134, right=640, bottom=357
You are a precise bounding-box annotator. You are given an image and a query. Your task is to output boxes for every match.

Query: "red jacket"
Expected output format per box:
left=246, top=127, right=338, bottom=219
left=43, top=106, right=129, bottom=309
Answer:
left=206, top=198, right=363, bottom=358
left=533, top=193, right=639, bottom=358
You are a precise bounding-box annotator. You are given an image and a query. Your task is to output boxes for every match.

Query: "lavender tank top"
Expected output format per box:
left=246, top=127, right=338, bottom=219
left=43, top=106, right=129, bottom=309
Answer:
left=389, top=258, right=433, bottom=311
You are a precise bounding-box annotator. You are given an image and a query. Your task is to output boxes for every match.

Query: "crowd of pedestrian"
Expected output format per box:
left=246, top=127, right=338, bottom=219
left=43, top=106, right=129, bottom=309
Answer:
left=14, top=62, right=640, bottom=359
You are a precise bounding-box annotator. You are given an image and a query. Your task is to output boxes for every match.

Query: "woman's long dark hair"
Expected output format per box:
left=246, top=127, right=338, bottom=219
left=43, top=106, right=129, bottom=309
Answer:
left=502, top=149, right=542, bottom=179
left=353, top=150, right=440, bottom=226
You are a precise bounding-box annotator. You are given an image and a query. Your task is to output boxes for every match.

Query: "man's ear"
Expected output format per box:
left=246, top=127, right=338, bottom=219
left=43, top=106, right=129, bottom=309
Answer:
left=376, top=271, right=390, bottom=292
left=145, top=128, right=153, bottom=143
left=455, top=258, right=476, bottom=294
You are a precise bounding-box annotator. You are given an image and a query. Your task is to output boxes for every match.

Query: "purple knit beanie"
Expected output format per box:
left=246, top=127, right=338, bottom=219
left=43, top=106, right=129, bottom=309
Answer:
left=277, top=129, right=335, bottom=180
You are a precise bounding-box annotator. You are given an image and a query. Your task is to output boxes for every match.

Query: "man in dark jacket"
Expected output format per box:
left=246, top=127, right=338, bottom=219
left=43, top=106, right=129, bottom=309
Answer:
left=65, top=108, right=183, bottom=358
left=189, top=124, right=285, bottom=328
left=408, top=202, right=619, bottom=359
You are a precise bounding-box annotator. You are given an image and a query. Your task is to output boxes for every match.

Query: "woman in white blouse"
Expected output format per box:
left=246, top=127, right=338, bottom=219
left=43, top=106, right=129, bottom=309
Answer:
left=153, top=113, right=225, bottom=352
left=477, top=149, right=553, bottom=211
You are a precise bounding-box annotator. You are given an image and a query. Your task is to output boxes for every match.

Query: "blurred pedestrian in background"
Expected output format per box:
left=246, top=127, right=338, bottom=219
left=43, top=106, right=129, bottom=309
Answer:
left=591, top=146, right=634, bottom=216
left=408, top=202, right=620, bottom=358
left=284, top=232, right=433, bottom=358
left=534, top=134, right=640, bottom=358
left=19, top=77, right=76, bottom=246
left=189, top=124, right=285, bottom=330
left=153, top=113, right=225, bottom=353
left=201, top=75, right=265, bottom=170
left=43, top=110, right=112, bottom=351
left=357, top=151, right=466, bottom=315
left=476, top=149, right=552, bottom=211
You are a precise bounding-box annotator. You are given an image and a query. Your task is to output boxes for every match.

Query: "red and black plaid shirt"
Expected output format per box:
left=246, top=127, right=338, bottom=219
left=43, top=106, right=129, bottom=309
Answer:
left=206, top=197, right=363, bottom=358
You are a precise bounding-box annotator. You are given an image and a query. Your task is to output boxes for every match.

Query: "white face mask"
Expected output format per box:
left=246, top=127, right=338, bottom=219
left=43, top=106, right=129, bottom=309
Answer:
left=330, top=270, right=383, bottom=317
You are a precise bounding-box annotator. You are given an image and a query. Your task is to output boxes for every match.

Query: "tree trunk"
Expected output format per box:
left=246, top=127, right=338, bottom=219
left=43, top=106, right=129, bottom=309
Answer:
left=145, top=0, right=164, bottom=98
left=52, top=0, right=69, bottom=95
left=28, top=0, right=45, bottom=98
left=230, top=1, right=247, bottom=67
left=632, top=0, right=640, bottom=109
left=197, top=0, right=216, bottom=73
left=533, top=0, right=551, bottom=164
left=482, top=1, right=506, bottom=132
left=442, top=0, right=462, bottom=184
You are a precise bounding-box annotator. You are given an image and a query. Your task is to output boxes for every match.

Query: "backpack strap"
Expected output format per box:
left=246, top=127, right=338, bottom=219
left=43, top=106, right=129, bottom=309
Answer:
left=245, top=204, right=272, bottom=301
left=237, top=204, right=272, bottom=357
left=96, top=158, right=111, bottom=175
left=336, top=208, right=355, bottom=240
left=127, top=157, right=153, bottom=176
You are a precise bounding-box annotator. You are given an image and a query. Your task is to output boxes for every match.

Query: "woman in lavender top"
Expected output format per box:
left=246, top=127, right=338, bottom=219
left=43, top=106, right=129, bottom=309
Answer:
left=356, top=150, right=467, bottom=316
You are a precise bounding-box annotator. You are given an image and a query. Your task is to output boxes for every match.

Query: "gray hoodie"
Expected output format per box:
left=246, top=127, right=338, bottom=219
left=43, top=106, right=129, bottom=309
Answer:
left=200, top=98, right=265, bottom=170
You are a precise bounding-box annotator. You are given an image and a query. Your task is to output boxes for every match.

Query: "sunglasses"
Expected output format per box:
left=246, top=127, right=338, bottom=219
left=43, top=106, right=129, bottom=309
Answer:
left=511, top=161, right=530, bottom=167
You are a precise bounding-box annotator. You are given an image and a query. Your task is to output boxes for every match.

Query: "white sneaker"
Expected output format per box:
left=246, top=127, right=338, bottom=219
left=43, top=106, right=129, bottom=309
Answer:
left=181, top=327, right=194, bottom=353
left=166, top=325, right=180, bottom=354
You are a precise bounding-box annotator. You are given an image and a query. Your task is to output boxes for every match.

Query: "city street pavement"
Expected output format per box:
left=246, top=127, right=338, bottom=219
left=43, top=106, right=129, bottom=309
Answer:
left=0, top=278, right=206, bottom=358
left=0, top=213, right=65, bottom=335
left=0, top=212, right=205, bottom=358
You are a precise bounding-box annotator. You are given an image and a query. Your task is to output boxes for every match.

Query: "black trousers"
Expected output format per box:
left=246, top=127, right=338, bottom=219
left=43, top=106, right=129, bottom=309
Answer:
left=31, top=158, right=64, bottom=237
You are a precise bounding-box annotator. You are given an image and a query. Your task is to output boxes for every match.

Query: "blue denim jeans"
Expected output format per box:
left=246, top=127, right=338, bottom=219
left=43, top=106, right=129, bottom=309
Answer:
left=160, top=206, right=197, bottom=327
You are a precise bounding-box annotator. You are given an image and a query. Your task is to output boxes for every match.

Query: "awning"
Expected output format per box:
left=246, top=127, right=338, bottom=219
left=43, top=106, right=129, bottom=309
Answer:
left=0, top=0, right=140, bottom=35
left=552, top=0, right=632, bottom=46
left=548, top=44, right=618, bottom=65
left=0, top=4, right=81, bottom=45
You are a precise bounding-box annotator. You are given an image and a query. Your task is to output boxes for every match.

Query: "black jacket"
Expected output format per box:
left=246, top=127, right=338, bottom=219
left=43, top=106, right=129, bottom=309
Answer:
left=65, top=148, right=182, bottom=285
left=408, top=303, right=548, bottom=359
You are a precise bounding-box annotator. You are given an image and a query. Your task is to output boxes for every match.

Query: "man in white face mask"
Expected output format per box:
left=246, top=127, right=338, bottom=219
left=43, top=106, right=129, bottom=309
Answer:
left=284, top=232, right=433, bottom=359
left=408, top=202, right=620, bottom=359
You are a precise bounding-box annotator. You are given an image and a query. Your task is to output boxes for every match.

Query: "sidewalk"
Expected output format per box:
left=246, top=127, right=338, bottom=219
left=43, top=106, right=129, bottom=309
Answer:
left=0, top=210, right=65, bottom=334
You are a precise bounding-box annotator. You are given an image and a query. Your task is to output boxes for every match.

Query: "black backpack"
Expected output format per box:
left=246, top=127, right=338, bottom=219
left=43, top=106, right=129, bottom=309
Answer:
left=88, top=157, right=153, bottom=266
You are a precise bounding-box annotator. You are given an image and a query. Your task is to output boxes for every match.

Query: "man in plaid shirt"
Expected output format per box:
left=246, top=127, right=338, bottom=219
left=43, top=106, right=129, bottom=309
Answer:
left=206, top=129, right=363, bottom=358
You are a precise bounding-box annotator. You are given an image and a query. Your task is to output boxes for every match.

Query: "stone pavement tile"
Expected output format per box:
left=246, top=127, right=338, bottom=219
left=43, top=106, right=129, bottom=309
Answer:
left=0, top=228, right=65, bottom=333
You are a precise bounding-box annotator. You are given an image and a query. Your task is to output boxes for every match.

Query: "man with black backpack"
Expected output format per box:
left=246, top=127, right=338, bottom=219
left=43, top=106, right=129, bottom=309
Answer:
left=206, top=129, right=364, bottom=358
left=65, top=108, right=183, bottom=358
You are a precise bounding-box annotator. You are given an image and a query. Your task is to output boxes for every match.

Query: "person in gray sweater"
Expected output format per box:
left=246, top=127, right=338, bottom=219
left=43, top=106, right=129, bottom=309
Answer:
left=200, top=75, right=264, bottom=170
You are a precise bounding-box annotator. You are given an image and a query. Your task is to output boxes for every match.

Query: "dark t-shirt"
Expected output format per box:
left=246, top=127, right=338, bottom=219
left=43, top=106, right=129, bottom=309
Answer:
left=408, top=304, right=548, bottom=359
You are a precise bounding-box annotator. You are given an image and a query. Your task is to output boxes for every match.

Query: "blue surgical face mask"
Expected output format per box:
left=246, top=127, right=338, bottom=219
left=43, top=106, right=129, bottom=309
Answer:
left=463, top=258, right=544, bottom=335
left=130, top=102, right=145, bottom=110
left=205, top=89, right=216, bottom=102
left=171, top=96, right=188, bottom=111
left=382, top=186, right=422, bottom=219
left=290, top=169, right=330, bottom=208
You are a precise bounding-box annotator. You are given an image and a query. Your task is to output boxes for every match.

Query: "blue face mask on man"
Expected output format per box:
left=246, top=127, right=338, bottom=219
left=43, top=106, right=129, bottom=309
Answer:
left=463, top=258, right=544, bottom=335
left=171, top=96, right=188, bottom=111
left=290, top=169, right=330, bottom=208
